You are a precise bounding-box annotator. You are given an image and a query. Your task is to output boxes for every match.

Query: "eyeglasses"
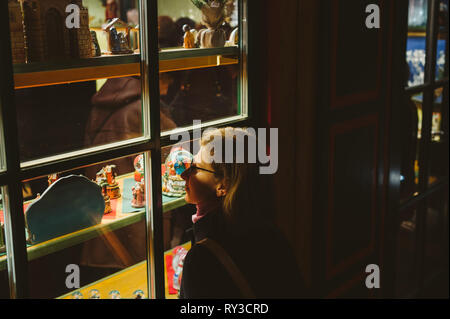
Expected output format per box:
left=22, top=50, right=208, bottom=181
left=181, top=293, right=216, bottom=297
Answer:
left=183, top=158, right=216, bottom=175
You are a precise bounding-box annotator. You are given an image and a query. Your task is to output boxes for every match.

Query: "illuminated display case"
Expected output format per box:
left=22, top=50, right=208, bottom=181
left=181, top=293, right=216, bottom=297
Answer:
left=0, top=0, right=253, bottom=299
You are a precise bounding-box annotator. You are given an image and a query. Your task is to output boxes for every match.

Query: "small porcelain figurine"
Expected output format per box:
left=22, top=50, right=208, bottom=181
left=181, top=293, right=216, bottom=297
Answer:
left=118, top=33, right=133, bottom=54
left=102, top=184, right=112, bottom=214
left=133, top=289, right=145, bottom=299
left=134, top=154, right=144, bottom=182
left=109, top=290, right=121, bottom=299
left=131, top=179, right=145, bottom=208
left=95, top=172, right=112, bottom=214
left=191, top=0, right=227, bottom=48
left=183, top=24, right=196, bottom=49
left=91, top=31, right=102, bottom=57
left=104, top=165, right=121, bottom=199
left=109, top=27, right=122, bottom=53
left=48, top=173, right=59, bottom=186
left=104, top=19, right=133, bottom=55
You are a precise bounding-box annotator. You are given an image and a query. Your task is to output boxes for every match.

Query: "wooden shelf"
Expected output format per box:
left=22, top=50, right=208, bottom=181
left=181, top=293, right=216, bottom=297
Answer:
left=13, top=46, right=239, bottom=89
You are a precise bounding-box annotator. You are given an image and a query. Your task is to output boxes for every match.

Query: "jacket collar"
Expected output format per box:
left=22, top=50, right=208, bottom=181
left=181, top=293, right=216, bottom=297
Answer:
left=191, top=208, right=225, bottom=244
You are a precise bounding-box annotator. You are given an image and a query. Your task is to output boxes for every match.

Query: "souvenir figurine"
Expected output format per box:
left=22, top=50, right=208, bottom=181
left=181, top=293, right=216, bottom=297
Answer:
left=48, top=173, right=59, bottom=186
left=109, top=290, right=121, bottom=299
left=131, top=179, right=145, bottom=208
left=101, top=184, right=112, bottom=214
left=133, top=289, right=145, bottom=299
left=118, top=33, right=133, bottom=54
left=91, top=31, right=102, bottom=57
left=109, top=27, right=122, bottom=53
left=104, top=19, right=133, bottom=55
left=95, top=172, right=112, bottom=214
left=104, top=165, right=121, bottom=199
left=182, top=24, right=196, bottom=49
left=134, top=154, right=145, bottom=182
left=190, top=0, right=227, bottom=48
left=15, top=0, right=92, bottom=62
left=8, top=0, right=26, bottom=64
left=71, top=291, right=83, bottom=299
left=89, top=289, right=101, bottom=299
left=172, top=246, right=188, bottom=291
left=162, top=147, right=193, bottom=197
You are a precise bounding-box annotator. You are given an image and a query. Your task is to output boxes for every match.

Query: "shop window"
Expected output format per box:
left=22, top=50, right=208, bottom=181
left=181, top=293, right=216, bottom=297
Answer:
left=397, top=0, right=449, bottom=298
left=1, top=0, right=249, bottom=299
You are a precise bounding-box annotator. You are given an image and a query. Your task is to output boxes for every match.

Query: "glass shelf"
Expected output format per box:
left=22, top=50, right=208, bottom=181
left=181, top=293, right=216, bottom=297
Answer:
left=0, top=173, right=188, bottom=271
left=57, top=241, right=191, bottom=299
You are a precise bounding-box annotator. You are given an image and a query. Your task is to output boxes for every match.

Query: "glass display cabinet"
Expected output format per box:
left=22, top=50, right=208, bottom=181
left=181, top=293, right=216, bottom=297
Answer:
left=396, top=0, right=448, bottom=297
left=0, top=0, right=250, bottom=299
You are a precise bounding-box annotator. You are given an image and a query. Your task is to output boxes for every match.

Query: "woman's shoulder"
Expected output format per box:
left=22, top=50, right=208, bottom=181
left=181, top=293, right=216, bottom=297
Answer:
left=181, top=241, right=241, bottom=298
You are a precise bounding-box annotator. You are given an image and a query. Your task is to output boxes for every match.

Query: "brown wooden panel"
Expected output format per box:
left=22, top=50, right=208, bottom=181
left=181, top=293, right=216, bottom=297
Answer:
left=326, top=115, right=379, bottom=280
left=330, top=0, right=383, bottom=108
left=326, top=272, right=367, bottom=298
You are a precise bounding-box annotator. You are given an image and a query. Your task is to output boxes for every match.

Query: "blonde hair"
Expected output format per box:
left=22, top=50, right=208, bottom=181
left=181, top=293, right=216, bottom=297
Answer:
left=200, top=127, right=264, bottom=222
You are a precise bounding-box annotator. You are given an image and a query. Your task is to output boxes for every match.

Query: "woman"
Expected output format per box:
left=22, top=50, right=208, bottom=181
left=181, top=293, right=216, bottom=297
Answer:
left=179, top=127, right=305, bottom=298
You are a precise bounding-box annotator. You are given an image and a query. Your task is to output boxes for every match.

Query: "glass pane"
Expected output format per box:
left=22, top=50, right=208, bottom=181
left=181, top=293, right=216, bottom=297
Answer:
left=161, top=141, right=195, bottom=298
left=428, top=87, right=447, bottom=186
left=407, top=0, right=428, bottom=87
left=161, top=65, right=239, bottom=131
left=424, top=190, right=448, bottom=283
left=396, top=204, right=420, bottom=297
left=8, top=0, right=149, bottom=163
left=157, top=0, right=245, bottom=132
left=400, top=92, right=423, bottom=202
left=0, top=187, right=10, bottom=298
left=436, top=0, right=448, bottom=81
left=20, top=153, right=151, bottom=299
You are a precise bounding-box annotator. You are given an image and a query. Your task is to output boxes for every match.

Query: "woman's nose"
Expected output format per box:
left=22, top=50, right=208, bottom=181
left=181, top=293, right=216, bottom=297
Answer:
left=181, top=167, right=190, bottom=181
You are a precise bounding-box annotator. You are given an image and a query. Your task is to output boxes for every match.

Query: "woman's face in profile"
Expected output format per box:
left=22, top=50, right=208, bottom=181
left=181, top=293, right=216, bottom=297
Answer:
left=181, top=146, right=220, bottom=204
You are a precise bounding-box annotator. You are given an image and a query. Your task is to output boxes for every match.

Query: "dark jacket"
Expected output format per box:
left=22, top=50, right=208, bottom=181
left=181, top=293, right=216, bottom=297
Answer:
left=180, top=209, right=306, bottom=299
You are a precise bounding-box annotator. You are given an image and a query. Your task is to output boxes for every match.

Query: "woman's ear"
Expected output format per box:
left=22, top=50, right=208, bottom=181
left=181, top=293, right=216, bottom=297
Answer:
left=216, top=182, right=227, bottom=197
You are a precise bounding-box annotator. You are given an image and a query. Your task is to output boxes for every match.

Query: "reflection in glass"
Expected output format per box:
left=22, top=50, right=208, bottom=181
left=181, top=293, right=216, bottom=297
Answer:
left=157, top=1, right=242, bottom=132
left=406, top=0, right=428, bottom=87
left=436, top=0, right=448, bottom=80
left=400, top=93, right=423, bottom=201
left=21, top=153, right=149, bottom=298
left=428, top=88, right=447, bottom=186
left=396, top=205, right=420, bottom=297
left=9, top=0, right=147, bottom=163
left=161, top=65, right=239, bottom=131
